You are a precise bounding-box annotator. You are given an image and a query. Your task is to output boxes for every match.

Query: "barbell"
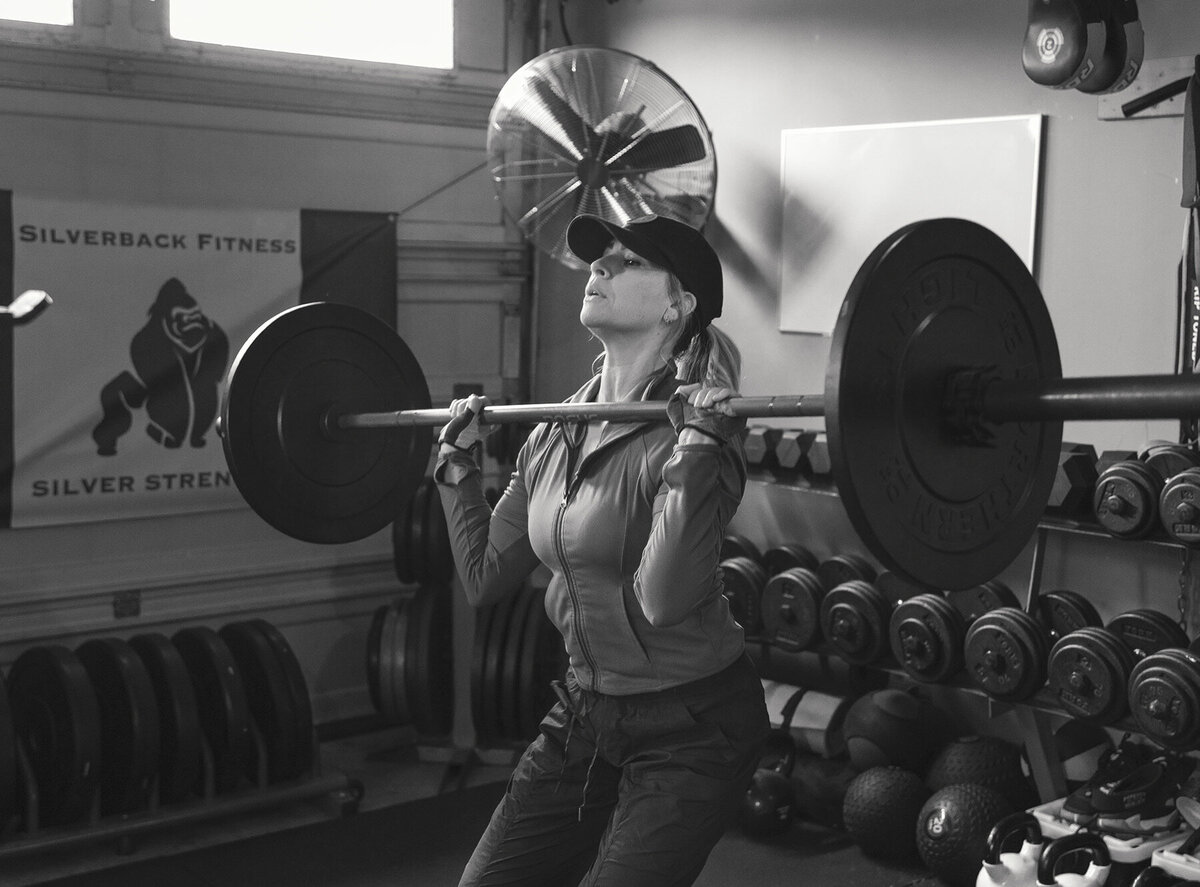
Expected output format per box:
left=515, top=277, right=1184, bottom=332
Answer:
left=219, top=217, right=1199, bottom=591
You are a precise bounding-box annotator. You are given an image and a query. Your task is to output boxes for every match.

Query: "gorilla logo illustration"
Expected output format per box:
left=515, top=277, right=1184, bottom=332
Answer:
left=93, top=278, right=229, bottom=456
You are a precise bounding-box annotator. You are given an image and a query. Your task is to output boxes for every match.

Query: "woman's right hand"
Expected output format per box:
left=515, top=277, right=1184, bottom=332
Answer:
left=439, top=393, right=489, bottom=451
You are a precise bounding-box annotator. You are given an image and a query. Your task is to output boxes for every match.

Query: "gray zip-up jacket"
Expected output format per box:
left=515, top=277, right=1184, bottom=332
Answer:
left=435, top=365, right=748, bottom=696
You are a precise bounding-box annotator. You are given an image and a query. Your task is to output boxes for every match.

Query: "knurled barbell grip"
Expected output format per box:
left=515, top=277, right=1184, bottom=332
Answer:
left=335, top=394, right=828, bottom=430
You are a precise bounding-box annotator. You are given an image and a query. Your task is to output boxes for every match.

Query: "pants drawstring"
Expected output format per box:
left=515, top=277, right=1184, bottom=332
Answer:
left=550, top=678, right=599, bottom=820
left=579, top=738, right=601, bottom=822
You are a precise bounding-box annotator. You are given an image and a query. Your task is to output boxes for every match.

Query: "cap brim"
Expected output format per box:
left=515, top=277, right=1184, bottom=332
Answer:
left=566, top=215, right=673, bottom=272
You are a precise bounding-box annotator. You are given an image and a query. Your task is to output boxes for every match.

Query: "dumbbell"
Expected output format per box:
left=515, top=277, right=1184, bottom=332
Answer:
left=816, top=554, right=894, bottom=666
left=1047, top=606, right=1190, bottom=726
left=961, top=586, right=1111, bottom=703
left=1159, top=465, right=1200, bottom=546
left=720, top=555, right=769, bottom=641
left=889, top=580, right=1022, bottom=686
left=1094, top=442, right=1200, bottom=540
left=743, top=425, right=783, bottom=471
left=1046, top=442, right=1098, bottom=515
left=1125, top=617, right=1200, bottom=751
left=758, top=543, right=824, bottom=651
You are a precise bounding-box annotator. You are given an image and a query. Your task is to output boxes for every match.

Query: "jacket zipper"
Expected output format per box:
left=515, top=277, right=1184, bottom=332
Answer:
left=556, top=422, right=599, bottom=691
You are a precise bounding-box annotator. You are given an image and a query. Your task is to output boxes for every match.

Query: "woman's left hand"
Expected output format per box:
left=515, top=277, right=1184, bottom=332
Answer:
left=668, top=384, right=745, bottom=444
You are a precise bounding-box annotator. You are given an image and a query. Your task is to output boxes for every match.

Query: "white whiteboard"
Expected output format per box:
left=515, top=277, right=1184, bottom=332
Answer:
left=779, top=115, right=1043, bottom=334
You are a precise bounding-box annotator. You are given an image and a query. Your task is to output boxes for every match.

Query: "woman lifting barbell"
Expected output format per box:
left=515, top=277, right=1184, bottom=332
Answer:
left=434, top=213, right=770, bottom=886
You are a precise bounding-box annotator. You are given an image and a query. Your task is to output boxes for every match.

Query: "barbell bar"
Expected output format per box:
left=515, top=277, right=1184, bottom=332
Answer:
left=220, top=217, right=1198, bottom=590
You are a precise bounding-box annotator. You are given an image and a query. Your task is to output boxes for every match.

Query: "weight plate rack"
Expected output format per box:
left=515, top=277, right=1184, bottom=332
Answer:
left=0, top=619, right=361, bottom=861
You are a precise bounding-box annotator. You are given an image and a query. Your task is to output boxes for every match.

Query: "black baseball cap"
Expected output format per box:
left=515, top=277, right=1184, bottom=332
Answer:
left=566, top=214, right=723, bottom=328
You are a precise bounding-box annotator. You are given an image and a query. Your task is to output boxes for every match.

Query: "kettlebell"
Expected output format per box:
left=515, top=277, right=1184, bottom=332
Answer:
left=740, top=687, right=802, bottom=837
left=1036, top=832, right=1111, bottom=887
left=977, top=811, right=1044, bottom=887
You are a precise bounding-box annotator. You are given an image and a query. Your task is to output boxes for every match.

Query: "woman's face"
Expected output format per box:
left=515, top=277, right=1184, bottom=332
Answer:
left=580, top=241, right=675, bottom=334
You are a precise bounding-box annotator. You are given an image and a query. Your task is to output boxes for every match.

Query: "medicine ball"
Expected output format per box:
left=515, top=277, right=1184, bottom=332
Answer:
left=842, top=766, right=929, bottom=861
left=842, top=688, right=934, bottom=773
left=925, top=735, right=1038, bottom=811
left=916, top=783, right=1015, bottom=887
left=1053, top=719, right=1113, bottom=790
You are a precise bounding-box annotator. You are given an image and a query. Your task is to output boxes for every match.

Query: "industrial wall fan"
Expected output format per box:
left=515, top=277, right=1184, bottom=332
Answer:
left=486, top=46, right=717, bottom=270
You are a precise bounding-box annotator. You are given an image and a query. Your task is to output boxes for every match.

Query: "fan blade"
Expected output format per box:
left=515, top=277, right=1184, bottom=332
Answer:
left=608, top=125, right=708, bottom=173
left=528, top=78, right=597, bottom=159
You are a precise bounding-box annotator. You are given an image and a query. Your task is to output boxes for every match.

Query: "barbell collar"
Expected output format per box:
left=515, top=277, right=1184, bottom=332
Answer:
left=983, top=374, right=1200, bottom=423
left=335, top=394, right=828, bottom=430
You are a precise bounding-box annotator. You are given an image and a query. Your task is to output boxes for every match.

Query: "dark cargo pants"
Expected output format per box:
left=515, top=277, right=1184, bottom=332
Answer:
left=459, top=654, right=769, bottom=887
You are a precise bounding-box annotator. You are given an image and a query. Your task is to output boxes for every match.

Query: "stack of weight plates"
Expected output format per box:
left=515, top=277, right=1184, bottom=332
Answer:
left=471, top=584, right=567, bottom=747
left=2, top=618, right=314, bottom=833
left=367, top=585, right=455, bottom=737
left=393, top=476, right=454, bottom=586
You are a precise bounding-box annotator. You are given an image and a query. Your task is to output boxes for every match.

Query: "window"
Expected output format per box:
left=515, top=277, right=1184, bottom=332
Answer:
left=169, top=0, right=454, bottom=70
left=0, top=0, right=72, bottom=26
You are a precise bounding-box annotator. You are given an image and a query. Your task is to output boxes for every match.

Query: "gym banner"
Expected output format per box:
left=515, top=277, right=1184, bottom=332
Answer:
left=1, top=193, right=395, bottom=528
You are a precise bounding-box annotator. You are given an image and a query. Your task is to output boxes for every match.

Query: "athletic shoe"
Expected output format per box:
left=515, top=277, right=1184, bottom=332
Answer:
left=1059, top=737, right=1154, bottom=825
left=1093, top=753, right=1195, bottom=837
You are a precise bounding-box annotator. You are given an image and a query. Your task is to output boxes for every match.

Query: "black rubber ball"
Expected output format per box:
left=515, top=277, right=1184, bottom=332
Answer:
left=916, top=783, right=1015, bottom=887
left=842, top=766, right=929, bottom=861
left=740, top=768, right=796, bottom=838
left=842, top=689, right=930, bottom=772
left=925, top=735, right=1037, bottom=810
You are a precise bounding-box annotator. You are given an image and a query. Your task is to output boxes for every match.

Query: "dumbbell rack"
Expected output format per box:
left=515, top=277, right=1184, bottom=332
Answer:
left=0, top=712, right=363, bottom=861
left=745, top=472, right=1200, bottom=804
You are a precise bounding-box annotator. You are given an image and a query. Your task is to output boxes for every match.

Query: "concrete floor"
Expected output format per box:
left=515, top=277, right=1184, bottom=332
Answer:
left=0, top=725, right=515, bottom=887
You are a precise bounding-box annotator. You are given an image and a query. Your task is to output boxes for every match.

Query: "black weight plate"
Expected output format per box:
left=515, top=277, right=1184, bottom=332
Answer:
left=366, top=604, right=388, bottom=714
left=947, top=581, right=1021, bottom=624
left=221, top=301, right=433, bottom=544
left=819, top=580, right=891, bottom=666
left=1047, top=626, right=1133, bottom=725
left=424, top=478, right=454, bottom=585
left=1094, top=461, right=1162, bottom=539
left=721, top=556, right=767, bottom=638
left=407, top=588, right=455, bottom=737
left=1160, top=467, right=1200, bottom=545
left=8, top=645, right=102, bottom=826
left=963, top=608, right=1047, bottom=702
left=470, top=602, right=497, bottom=746
left=393, top=490, right=416, bottom=584
left=172, top=626, right=253, bottom=795
left=1108, top=608, right=1190, bottom=657
left=1129, top=648, right=1200, bottom=750
left=219, top=622, right=300, bottom=785
left=76, top=637, right=161, bottom=816
left=1036, top=589, right=1102, bottom=642
left=129, top=633, right=204, bottom=806
left=391, top=596, right=414, bottom=726
left=409, top=478, right=431, bottom=586
left=376, top=603, right=400, bottom=723
left=0, top=672, right=15, bottom=831
left=826, top=218, right=1062, bottom=591
left=760, top=567, right=824, bottom=651
left=500, top=586, right=537, bottom=740
left=247, top=619, right=315, bottom=779
left=761, top=543, right=820, bottom=577
left=817, top=553, right=876, bottom=592
left=483, top=593, right=520, bottom=743
left=889, top=593, right=966, bottom=683
left=720, top=533, right=761, bottom=563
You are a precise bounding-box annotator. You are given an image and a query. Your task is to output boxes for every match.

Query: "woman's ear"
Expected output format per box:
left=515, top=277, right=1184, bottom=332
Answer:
left=677, top=291, right=698, bottom=321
